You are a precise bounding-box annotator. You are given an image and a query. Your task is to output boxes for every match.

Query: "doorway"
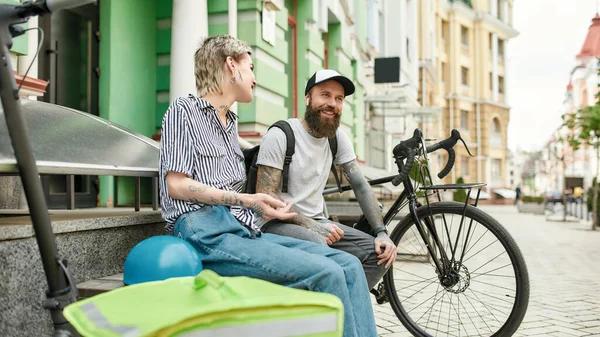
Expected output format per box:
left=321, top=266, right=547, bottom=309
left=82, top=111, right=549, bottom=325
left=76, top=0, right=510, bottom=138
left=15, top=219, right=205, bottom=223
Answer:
left=38, top=2, right=100, bottom=209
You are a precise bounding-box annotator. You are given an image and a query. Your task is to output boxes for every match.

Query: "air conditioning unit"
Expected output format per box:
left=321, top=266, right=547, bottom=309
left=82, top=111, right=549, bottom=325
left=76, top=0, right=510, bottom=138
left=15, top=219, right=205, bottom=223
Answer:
left=263, top=0, right=283, bottom=11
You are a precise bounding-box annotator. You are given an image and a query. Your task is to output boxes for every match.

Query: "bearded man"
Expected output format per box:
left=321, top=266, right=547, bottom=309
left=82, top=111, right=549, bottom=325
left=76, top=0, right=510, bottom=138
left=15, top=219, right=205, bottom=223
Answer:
left=255, top=69, right=398, bottom=290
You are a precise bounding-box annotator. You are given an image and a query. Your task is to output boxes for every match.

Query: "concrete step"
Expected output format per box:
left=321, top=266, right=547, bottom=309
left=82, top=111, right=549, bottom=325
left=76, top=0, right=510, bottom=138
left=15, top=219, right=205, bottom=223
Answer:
left=77, top=273, right=125, bottom=299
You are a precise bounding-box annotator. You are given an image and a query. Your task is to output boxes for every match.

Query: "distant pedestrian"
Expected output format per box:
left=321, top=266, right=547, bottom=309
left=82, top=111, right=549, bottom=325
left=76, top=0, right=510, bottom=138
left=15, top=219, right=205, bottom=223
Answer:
left=515, top=186, right=522, bottom=205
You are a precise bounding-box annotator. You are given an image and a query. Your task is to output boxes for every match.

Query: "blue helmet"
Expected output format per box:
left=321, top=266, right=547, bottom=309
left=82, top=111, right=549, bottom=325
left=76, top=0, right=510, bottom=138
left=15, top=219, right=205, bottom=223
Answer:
left=123, top=235, right=203, bottom=285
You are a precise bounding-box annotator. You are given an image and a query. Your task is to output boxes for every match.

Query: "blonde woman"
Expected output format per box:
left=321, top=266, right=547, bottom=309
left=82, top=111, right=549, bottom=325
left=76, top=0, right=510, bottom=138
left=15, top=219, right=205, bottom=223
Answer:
left=159, top=35, right=378, bottom=337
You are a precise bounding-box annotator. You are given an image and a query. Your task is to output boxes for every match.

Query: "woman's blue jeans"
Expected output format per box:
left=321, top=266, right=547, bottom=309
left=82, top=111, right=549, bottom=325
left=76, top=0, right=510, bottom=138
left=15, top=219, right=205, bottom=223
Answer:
left=173, top=206, right=378, bottom=337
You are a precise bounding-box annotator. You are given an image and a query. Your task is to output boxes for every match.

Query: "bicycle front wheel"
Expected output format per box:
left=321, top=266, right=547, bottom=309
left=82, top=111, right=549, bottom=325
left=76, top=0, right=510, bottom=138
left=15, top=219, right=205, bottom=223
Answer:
left=384, top=201, right=529, bottom=337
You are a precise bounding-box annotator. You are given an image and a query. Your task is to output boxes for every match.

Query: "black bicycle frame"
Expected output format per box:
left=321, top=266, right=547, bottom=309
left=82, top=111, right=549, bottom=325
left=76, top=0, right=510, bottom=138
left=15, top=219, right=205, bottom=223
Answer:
left=0, top=4, right=78, bottom=336
left=324, top=161, right=455, bottom=276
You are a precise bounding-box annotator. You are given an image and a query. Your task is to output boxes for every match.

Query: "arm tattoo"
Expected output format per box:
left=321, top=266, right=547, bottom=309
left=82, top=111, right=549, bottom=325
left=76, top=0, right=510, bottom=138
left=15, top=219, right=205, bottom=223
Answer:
left=222, top=191, right=243, bottom=207
left=341, top=160, right=384, bottom=228
left=256, top=165, right=282, bottom=195
left=189, top=184, right=207, bottom=194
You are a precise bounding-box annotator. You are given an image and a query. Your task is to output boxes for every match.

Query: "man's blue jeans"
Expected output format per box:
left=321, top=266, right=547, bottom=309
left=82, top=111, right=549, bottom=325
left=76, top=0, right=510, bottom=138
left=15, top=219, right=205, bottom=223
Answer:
left=173, top=206, right=378, bottom=337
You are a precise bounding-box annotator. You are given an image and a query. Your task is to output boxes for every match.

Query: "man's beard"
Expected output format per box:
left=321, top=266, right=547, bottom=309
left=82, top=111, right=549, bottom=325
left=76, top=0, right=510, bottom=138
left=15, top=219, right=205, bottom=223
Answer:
left=304, top=102, right=340, bottom=138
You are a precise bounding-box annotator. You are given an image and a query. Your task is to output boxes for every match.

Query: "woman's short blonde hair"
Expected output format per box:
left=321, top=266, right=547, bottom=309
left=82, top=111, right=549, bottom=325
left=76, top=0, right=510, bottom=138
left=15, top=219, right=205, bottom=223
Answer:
left=194, top=35, right=252, bottom=96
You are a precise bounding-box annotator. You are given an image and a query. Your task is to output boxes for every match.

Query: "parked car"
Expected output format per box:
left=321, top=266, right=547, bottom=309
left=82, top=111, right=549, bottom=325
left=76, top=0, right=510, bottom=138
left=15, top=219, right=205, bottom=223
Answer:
left=544, top=190, right=563, bottom=204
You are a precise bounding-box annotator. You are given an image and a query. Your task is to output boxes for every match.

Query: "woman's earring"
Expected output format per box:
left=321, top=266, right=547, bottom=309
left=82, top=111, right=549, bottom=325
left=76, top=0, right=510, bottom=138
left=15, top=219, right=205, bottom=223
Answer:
left=230, top=77, right=236, bottom=84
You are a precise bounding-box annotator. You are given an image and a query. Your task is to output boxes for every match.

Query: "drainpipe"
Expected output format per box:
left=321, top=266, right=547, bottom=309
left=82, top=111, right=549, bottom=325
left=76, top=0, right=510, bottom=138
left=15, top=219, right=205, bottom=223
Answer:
left=229, top=0, right=238, bottom=116
left=475, top=21, right=482, bottom=184
left=449, top=15, right=455, bottom=183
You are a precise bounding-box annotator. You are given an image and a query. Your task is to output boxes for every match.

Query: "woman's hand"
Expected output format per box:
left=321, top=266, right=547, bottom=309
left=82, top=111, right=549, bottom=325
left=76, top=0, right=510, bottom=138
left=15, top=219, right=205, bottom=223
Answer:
left=241, top=193, right=297, bottom=221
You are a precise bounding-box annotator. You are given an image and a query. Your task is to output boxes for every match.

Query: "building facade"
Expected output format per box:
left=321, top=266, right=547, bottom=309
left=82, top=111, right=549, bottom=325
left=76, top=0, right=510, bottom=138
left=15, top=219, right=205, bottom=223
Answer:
left=420, top=0, right=518, bottom=189
left=8, top=0, right=395, bottom=208
left=555, top=14, right=600, bottom=193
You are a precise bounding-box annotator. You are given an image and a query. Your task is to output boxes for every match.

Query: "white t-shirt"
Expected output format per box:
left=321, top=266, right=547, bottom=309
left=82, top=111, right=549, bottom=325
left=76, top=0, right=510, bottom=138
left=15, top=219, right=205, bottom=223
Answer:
left=256, top=118, right=356, bottom=219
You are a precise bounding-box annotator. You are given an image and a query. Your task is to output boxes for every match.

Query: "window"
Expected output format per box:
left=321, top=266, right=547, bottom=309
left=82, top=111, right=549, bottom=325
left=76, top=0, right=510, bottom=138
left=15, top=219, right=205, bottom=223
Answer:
left=499, top=76, right=505, bottom=93
left=406, top=38, right=411, bottom=62
left=442, top=20, right=449, bottom=44
left=461, top=66, right=469, bottom=86
left=461, top=25, right=468, bottom=47
left=367, top=0, right=380, bottom=52
left=462, top=157, right=469, bottom=177
left=441, top=62, right=448, bottom=84
left=491, top=118, right=502, bottom=146
left=491, top=159, right=502, bottom=177
left=492, top=118, right=501, bottom=133
left=489, top=33, right=493, bottom=52
left=498, top=38, right=504, bottom=58
left=497, top=0, right=503, bottom=20
left=461, top=110, right=469, bottom=130
left=489, top=72, right=493, bottom=90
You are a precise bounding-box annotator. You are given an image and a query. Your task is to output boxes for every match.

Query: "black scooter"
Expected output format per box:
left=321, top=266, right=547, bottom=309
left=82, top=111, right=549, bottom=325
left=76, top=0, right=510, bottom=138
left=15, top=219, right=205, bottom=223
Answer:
left=0, top=1, right=95, bottom=336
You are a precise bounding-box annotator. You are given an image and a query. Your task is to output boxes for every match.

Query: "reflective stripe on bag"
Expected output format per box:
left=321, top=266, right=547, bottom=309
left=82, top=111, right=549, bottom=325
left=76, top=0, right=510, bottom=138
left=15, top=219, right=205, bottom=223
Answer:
left=80, top=301, right=337, bottom=337
left=177, top=314, right=339, bottom=337
left=80, top=302, right=141, bottom=337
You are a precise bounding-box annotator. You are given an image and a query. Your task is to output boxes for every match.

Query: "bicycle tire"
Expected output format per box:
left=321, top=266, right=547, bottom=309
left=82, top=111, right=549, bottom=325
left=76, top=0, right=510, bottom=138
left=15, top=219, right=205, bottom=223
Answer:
left=384, top=201, right=529, bottom=337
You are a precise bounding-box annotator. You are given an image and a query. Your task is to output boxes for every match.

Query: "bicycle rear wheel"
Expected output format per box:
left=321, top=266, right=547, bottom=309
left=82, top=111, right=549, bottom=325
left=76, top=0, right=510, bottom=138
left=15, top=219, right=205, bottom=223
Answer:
left=384, top=201, right=529, bottom=337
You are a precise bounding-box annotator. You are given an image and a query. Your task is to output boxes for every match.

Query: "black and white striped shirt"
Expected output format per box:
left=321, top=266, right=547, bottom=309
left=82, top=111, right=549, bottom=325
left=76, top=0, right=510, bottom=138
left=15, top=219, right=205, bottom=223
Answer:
left=159, top=94, right=257, bottom=233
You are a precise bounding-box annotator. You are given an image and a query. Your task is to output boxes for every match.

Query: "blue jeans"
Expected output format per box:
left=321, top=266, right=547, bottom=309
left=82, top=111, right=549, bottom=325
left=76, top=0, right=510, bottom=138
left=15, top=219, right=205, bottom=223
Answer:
left=173, top=206, right=378, bottom=337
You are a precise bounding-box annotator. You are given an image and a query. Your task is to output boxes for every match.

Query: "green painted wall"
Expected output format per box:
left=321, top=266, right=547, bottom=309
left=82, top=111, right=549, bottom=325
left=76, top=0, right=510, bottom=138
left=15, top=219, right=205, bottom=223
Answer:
left=98, top=0, right=157, bottom=206
left=93, top=0, right=372, bottom=207
left=1, top=0, right=28, bottom=55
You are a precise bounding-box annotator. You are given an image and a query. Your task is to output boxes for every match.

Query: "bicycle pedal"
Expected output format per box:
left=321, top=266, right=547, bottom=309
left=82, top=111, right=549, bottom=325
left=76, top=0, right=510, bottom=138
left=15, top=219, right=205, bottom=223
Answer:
left=370, top=284, right=389, bottom=305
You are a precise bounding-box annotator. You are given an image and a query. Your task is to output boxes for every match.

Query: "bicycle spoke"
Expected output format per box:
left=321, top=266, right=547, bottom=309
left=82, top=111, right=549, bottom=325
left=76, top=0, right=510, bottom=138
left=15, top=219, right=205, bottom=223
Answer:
left=425, top=282, right=443, bottom=332
left=470, top=262, right=514, bottom=279
left=469, top=278, right=516, bottom=293
left=467, top=287, right=516, bottom=306
left=467, top=250, right=507, bottom=273
left=463, top=226, right=488, bottom=257
left=462, top=288, right=494, bottom=334
left=456, top=293, right=483, bottom=337
left=461, top=240, right=498, bottom=265
left=401, top=274, right=444, bottom=304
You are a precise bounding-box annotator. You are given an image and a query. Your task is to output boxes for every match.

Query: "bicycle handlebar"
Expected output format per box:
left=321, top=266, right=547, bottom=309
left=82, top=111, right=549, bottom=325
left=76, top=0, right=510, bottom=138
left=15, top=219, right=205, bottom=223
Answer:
left=391, top=128, right=473, bottom=186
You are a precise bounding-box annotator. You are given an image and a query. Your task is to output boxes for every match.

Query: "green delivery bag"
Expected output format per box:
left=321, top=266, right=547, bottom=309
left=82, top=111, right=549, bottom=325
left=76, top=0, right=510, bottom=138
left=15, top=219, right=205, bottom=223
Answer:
left=64, top=269, right=344, bottom=337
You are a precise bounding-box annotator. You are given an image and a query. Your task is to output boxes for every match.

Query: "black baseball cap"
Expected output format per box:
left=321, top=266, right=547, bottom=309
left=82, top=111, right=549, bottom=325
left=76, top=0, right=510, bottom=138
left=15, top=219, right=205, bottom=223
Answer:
left=305, top=69, right=355, bottom=96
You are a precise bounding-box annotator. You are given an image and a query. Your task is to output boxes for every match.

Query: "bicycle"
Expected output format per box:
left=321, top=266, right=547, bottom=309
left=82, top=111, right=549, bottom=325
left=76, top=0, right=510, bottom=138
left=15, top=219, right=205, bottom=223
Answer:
left=323, top=128, right=530, bottom=337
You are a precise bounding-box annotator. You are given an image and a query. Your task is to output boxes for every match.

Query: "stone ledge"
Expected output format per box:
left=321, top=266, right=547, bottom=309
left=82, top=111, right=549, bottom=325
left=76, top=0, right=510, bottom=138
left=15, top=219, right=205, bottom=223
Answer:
left=0, top=209, right=164, bottom=241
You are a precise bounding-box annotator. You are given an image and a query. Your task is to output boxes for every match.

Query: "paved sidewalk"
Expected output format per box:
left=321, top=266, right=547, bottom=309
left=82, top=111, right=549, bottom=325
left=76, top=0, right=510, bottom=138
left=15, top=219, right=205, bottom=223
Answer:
left=373, top=205, right=600, bottom=337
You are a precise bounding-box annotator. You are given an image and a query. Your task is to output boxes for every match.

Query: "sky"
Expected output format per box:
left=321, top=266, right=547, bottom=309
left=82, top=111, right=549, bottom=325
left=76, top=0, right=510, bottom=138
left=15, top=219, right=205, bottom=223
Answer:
left=507, top=0, right=598, bottom=152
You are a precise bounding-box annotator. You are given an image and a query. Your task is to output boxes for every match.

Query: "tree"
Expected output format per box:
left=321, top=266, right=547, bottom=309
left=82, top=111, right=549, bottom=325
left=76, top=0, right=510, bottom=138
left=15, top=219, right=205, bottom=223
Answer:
left=453, top=177, right=467, bottom=203
left=563, top=63, right=600, bottom=231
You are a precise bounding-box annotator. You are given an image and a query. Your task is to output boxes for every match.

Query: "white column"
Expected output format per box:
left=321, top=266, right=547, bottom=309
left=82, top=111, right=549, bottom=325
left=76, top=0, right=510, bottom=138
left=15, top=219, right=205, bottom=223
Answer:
left=170, top=0, right=208, bottom=102
left=17, top=16, right=38, bottom=78
left=410, top=0, right=419, bottom=88
left=228, top=0, right=238, bottom=115
left=502, top=0, right=509, bottom=23
left=492, top=33, right=499, bottom=101
left=503, top=40, right=508, bottom=103
left=17, top=16, right=39, bottom=100
left=491, top=0, right=498, bottom=16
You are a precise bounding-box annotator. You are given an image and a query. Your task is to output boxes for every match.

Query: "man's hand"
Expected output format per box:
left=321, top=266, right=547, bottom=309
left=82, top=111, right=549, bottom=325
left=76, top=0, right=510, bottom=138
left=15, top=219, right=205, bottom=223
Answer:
left=306, top=221, right=344, bottom=245
left=241, top=193, right=297, bottom=221
left=374, top=232, right=397, bottom=268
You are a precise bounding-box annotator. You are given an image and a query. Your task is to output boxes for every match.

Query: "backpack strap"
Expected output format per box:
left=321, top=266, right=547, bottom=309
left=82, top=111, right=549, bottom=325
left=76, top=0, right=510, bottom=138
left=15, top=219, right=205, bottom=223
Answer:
left=269, top=120, right=295, bottom=193
left=328, top=136, right=343, bottom=193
